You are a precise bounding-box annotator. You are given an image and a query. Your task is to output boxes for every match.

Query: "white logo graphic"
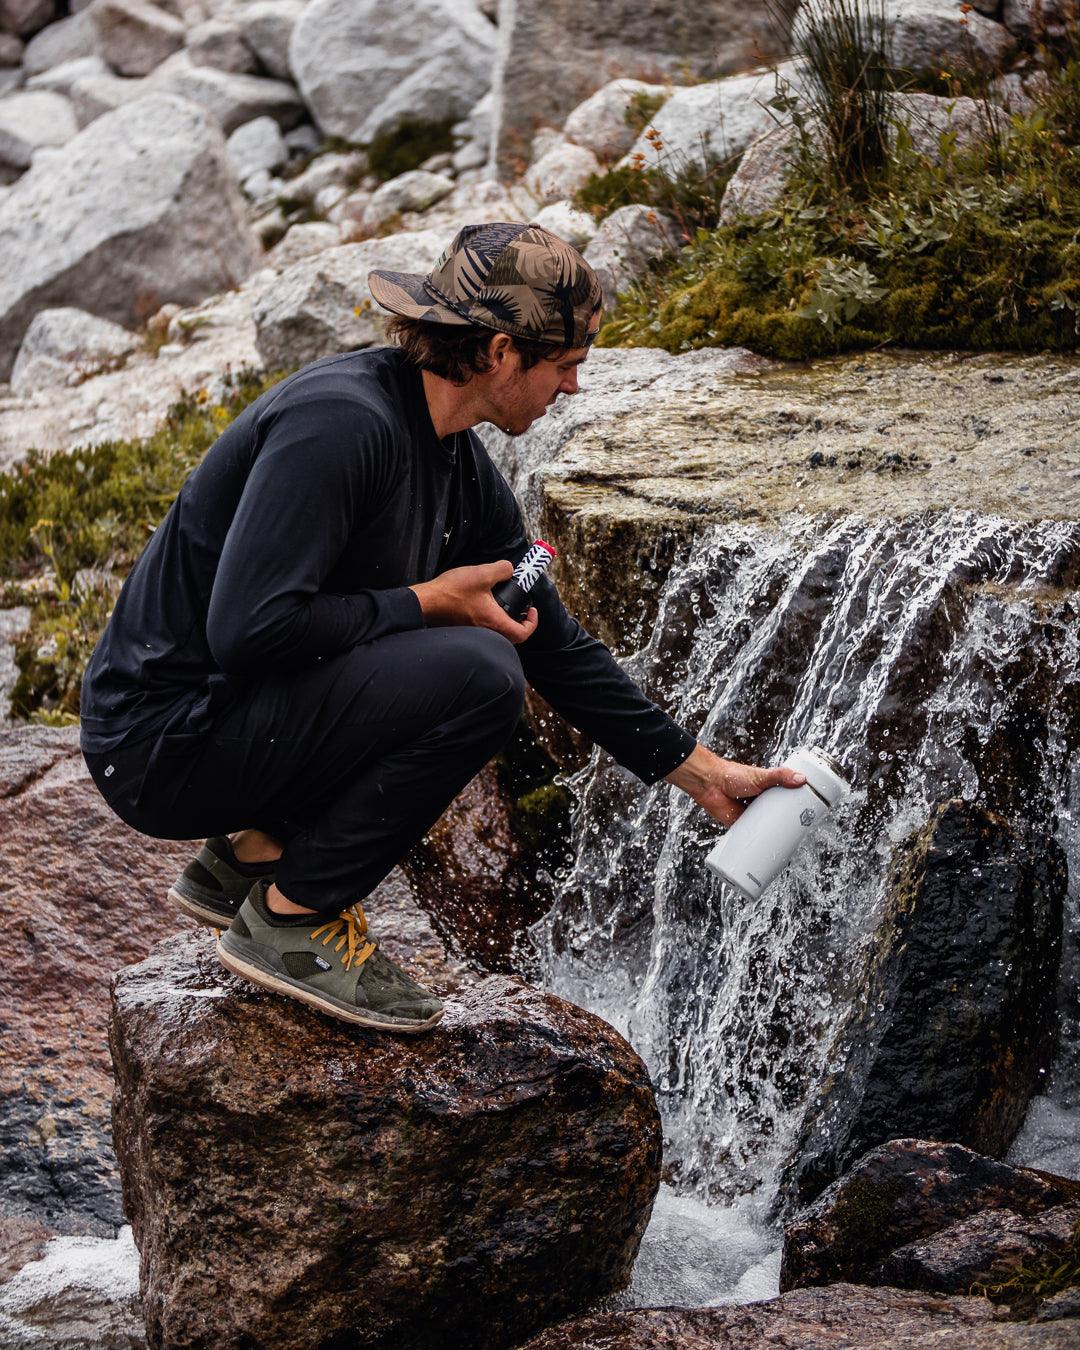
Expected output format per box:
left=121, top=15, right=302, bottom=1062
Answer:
left=800, top=807, right=816, bottom=827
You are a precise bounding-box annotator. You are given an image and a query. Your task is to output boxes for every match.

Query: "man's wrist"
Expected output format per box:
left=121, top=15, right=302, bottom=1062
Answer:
left=664, top=742, right=715, bottom=794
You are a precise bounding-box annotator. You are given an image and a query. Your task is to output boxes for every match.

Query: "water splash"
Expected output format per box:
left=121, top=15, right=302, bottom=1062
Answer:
left=529, top=511, right=1080, bottom=1230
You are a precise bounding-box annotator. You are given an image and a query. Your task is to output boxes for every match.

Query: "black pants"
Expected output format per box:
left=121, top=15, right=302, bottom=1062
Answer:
left=83, top=627, right=526, bottom=915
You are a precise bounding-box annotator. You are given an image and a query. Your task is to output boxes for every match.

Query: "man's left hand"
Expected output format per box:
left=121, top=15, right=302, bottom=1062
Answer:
left=664, top=742, right=806, bottom=827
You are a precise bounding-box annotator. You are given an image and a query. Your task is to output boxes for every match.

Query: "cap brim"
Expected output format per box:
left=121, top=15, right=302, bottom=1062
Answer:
left=368, top=270, right=474, bottom=326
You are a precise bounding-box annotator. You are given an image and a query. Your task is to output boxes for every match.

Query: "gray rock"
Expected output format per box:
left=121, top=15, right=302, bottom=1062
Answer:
left=283, top=119, right=318, bottom=156
left=20, top=7, right=98, bottom=74
left=492, top=0, right=791, bottom=175
left=26, top=54, right=109, bottom=95
left=150, top=48, right=303, bottom=132
left=523, top=139, right=600, bottom=205
left=563, top=78, right=669, bottom=161
left=452, top=138, right=488, bottom=173
left=530, top=200, right=597, bottom=249
left=281, top=148, right=363, bottom=203
left=10, top=306, right=139, bottom=393
left=0, top=92, right=257, bottom=380
left=89, top=0, right=186, bottom=76
left=1002, top=0, right=1075, bottom=39
left=186, top=16, right=255, bottom=73
left=264, top=219, right=339, bottom=269
left=66, top=67, right=145, bottom=124
left=0, top=30, right=21, bottom=63
left=252, top=228, right=444, bottom=368
left=225, top=113, right=285, bottom=179
left=0, top=0, right=52, bottom=37
left=584, top=204, right=680, bottom=309
left=0, top=66, right=21, bottom=96
left=885, top=0, right=1017, bottom=79
left=361, top=167, right=455, bottom=232
left=419, top=149, right=454, bottom=174
left=0, top=90, right=78, bottom=172
left=719, top=122, right=799, bottom=222
left=289, top=0, right=496, bottom=145
left=241, top=0, right=302, bottom=79
left=1036, top=1286, right=1080, bottom=1322
left=0, top=606, right=30, bottom=720
left=895, top=89, right=1008, bottom=159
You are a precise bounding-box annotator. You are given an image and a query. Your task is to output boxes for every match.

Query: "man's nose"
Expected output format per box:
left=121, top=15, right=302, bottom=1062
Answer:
left=559, top=370, right=579, bottom=395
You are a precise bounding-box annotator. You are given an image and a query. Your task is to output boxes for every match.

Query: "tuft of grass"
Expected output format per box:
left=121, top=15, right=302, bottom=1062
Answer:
left=366, top=117, right=456, bottom=182
left=973, top=1214, right=1080, bottom=1318
left=624, top=89, right=669, bottom=137
left=0, top=370, right=281, bottom=722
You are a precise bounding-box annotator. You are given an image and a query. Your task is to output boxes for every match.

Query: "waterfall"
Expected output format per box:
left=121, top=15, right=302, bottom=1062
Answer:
left=526, top=510, right=1080, bottom=1297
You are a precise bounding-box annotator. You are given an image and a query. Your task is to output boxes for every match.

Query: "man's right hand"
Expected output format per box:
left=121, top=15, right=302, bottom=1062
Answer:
left=410, top=561, right=539, bottom=645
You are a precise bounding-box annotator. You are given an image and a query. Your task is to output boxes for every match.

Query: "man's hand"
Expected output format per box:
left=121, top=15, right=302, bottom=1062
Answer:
left=665, top=742, right=806, bottom=827
left=410, top=561, right=538, bottom=646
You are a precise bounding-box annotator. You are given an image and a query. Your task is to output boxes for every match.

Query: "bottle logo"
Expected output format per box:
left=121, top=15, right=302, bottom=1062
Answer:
left=800, top=807, right=817, bottom=827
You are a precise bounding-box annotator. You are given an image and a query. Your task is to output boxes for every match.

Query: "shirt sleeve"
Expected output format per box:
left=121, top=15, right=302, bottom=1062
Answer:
left=468, top=452, right=697, bottom=785
left=205, top=396, right=423, bottom=678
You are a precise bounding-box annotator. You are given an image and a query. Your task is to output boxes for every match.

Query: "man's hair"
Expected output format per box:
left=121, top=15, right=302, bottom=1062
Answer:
left=386, top=315, right=573, bottom=385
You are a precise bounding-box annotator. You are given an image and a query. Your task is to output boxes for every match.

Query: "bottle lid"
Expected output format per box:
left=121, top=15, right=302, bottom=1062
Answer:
left=782, top=745, right=849, bottom=806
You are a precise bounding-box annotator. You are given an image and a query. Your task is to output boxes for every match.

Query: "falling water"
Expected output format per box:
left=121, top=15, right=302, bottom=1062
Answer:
left=527, top=510, right=1080, bottom=1304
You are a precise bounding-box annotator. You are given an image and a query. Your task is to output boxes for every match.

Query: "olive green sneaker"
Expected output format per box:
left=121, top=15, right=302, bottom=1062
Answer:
left=168, top=836, right=278, bottom=928
left=217, top=879, right=445, bottom=1034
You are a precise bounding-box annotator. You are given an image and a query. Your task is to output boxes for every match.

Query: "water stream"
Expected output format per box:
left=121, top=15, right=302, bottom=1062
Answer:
left=525, top=511, right=1080, bottom=1306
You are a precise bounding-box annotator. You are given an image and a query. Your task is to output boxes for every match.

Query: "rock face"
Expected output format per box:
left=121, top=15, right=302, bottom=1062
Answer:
left=251, top=229, right=444, bottom=370
left=111, top=930, right=662, bottom=1349
left=11, top=306, right=139, bottom=393
left=780, top=1139, right=1080, bottom=1291
left=289, top=0, right=497, bottom=145
left=523, top=1282, right=1078, bottom=1348
left=782, top=800, right=1065, bottom=1210
left=493, top=0, right=791, bottom=174
left=0, top=93, right=257, bottom=381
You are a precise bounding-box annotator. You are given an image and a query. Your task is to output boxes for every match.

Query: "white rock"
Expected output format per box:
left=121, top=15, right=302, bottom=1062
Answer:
left=0, top=67, right=22, bottom=97
left=282, top=149, right=363, bottom=203
left=242, top=0, right=303, bottom=79
left=264, top=220, right=339, bottom=269
left=718, top=124, right=798, bottom=223
left=90, top=0, right=187, bottom=77
left=289, top=0, right=496, bottom=145
left=0, top=31, right=22, bottom=64
left=226, top=114, right=286, bottom=179
left=186, top=17, right=256, bottom=73
left=563, top=78, right=669, bottom=162
left=283, top=121, right=319, bottom=156
left=451, top=139, right=487, bottom=173
left=150, top=49, right=303, bottom=133
left=621, top=65, right=801, bottom=176
left=0, top=0, right=52, bottom=37
left=10, top=306, right=139, bottom=393
left=452, top=88, right=493, bottom=146
left=0, top=92, right=258, bottom=379
left=0, top=90, right=78, bottom=172
left=584, top=204, right=679, bottom=310
left=67, top=69, right=146, bottom=124
left=523, top=140, right=600, bottom=205
left=26, top=54, right=108, bottom=94
left=22, top=11, right=100, bottom=75
left=328, top=186, right=371, bottom=230
left=530, top=200, right=597, bottom=250
left=361, top=168, right=454, bottom=232
left=240, top=166, right=282, bottom=203
left=419, top=150, right=454, bottom=174
left=252, top=228, right=445, bottom=369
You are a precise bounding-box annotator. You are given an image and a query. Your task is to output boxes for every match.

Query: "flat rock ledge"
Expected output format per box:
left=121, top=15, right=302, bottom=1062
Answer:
left=522, top=1283, right=1078, bottom=1348
left=109, top=930, right=661, bottom=1350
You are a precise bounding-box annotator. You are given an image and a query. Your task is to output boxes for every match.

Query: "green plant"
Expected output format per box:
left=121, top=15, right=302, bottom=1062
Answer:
left=366, top=117, right=456, bottom=182
left=973, top=1214, right=1080, bottom=1317
left=624, top=89, right=669, bottom=136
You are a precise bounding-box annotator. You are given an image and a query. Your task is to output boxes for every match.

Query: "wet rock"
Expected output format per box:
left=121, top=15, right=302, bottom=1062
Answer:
left=873, top=1202, right=1080, bottom=1295
left=21, top=8, right=98, bottom=75
left=150, top=49, right=303, bottom=134
left=0, top=92, right=257, bottom=381
left=0, top=90, right=78, bottom=174
left=563, top=78, right=669, bottom=161
left=185, top=17, right=256, bottom=74
left=89, top=0, right=186, bottom=77
left=251, top=228, right=443, bottom=369
left=780, top=1139, right=1080, bottom=1291
left=492, top=0, right=789, bottom=175
left=584, top=204, right=680, bottom=309
left=289, top=0, right=496, bottom=145
left=110, top=929, right=661, bottom=1350
left=242, top=0, right=303, bottom=80
left=783, top=800, right=1065, bottom=1209
left=225, top=113, right=286, bottom=180
left=11, top=306, right=139, bottom=394
left=361, top=168, right=455, bottom=233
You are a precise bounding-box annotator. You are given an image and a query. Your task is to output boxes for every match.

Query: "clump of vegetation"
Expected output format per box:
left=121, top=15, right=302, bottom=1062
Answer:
left=624, top=88, right=669, bottom=136
left=0, top=370, right=280, bottom=722
left=366, top=117, right=456, bottom=182
left=973, top=1214, right=1080, bottom=1318
left=598, top=2, right=1080, bottom=358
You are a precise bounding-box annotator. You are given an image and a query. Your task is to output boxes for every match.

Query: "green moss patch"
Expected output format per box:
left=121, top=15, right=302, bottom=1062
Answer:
left=366, top=117, right=456, bottom=182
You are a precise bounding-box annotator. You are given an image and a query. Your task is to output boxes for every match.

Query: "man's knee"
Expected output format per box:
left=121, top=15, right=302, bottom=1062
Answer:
left=446, top=626, right=525, bottom=724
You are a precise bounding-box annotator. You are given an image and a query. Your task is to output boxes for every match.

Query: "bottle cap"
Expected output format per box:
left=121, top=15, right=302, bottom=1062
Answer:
left=782, top=746, right=849, bottom=807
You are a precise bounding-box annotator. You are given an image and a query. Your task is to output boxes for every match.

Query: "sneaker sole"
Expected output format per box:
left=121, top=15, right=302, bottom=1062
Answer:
left=216, top=936, right=444, bottom=1035
left=168, top=884, right=237, bottom=929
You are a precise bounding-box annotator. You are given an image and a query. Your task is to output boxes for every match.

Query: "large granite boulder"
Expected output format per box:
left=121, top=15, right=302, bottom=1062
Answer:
left=0, top=92, right=257, bottom=381
left=563, top=78, right=669, bottom=162
left=251, top=228, right=444, bottom=369
left=111, top=929, right=662, bottom=1349
left=584, top=204, right=680, bottom=310
left=289, top=0, right=496, bottom=145
left=782, top=800, right=1065, bottom=1210
left=492, top=0, right=792, bottom=174
left=781, top=1139, right=1080, bottom=1291
left=11, top=305, right=139, bottom=394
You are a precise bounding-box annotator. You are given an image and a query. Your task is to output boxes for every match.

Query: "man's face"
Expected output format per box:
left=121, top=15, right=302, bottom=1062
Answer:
left=489, top=316, right=600, bottom=437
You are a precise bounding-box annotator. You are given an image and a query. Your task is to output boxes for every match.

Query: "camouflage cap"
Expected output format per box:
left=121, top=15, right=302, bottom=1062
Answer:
left=368, top=221, right=602, bottom=349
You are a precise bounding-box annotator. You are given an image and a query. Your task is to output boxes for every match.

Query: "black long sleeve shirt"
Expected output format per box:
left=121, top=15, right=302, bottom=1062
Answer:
left=79, top=347, right=697, bottom=783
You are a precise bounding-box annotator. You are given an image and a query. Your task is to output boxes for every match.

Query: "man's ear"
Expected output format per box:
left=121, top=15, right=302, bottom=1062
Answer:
left=486, top=332, right=516, bottom=368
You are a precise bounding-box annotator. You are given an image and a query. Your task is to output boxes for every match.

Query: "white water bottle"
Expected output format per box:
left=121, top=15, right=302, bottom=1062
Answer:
left=705, top=747, right=849, bottom=902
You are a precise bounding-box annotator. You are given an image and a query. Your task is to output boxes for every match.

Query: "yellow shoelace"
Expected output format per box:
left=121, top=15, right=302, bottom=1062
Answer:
left=310, top=904, right=377, bottom=971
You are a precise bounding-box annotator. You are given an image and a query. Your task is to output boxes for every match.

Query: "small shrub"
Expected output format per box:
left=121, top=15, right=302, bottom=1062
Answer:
left=623, top=89, right=669, bottom=136
left=366, top=117, right=456, bottom=182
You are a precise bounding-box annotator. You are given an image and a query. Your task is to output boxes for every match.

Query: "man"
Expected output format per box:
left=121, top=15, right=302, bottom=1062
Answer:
left=80, top=221, right=805, bottom=1036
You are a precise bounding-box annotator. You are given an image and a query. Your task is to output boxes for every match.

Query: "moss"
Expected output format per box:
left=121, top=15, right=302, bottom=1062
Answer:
left=510, top=782, right=573, bottom=855
left=366, top=117, right=456, bottom=182
left=623, top=89, right=669, bottom=137
left=0, top=369, right=283, bottom=721
left=573, top=155, right=735, bottom=232
left=973, top=1214, right=1080, bottom=1317
left=826, top=1175, right=903, bottom=1274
